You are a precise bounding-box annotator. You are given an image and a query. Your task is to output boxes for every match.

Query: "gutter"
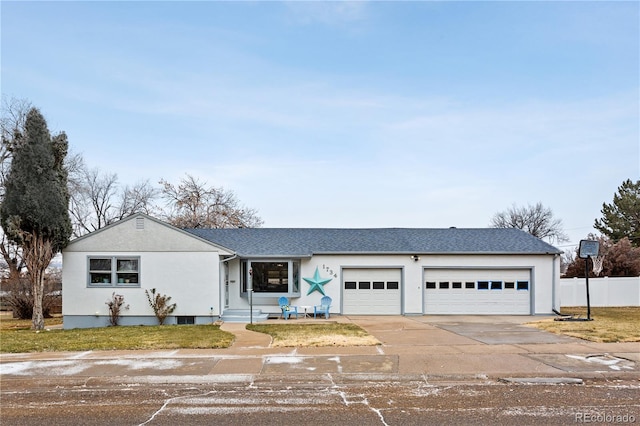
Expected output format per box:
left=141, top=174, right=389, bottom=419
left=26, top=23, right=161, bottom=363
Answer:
left=221, top=254, right=238, bottom=263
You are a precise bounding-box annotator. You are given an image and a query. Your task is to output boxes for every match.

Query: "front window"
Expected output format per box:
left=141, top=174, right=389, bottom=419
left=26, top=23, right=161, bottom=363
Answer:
left=88, top=257, right=140, bottom=287
left=241, top=260, right=300, bottom=296
left=253, top=262, right=288, bottom=292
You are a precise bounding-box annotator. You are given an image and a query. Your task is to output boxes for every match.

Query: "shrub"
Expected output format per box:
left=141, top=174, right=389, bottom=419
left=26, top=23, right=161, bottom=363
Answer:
left=3, top=276, right=59, bottom=319
left=145, top=288, right=176, bottom=325
left=106, top=293, right=128, bottom=326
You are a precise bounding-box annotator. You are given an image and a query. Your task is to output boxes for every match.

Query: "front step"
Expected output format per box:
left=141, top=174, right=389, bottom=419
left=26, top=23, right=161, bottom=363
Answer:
left=221, top=309, right=269, bottom=323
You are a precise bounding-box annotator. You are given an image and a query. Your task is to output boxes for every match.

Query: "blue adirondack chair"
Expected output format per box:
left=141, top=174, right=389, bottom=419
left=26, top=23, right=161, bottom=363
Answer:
left=278, top=296, right=298, bottom=320
left=314, top=296, right=332, bottom=319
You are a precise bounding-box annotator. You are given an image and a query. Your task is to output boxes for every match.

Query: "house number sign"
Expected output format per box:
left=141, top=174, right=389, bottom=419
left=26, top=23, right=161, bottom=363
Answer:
left=322, top=264, right=338, bottom=278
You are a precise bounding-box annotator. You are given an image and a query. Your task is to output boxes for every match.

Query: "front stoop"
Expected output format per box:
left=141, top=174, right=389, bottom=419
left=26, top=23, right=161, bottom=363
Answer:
left=221, top=309, right=269, bottom=323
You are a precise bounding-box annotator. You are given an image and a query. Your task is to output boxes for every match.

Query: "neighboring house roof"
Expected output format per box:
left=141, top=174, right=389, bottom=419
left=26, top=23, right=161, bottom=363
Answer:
left=185, top=227, right=561, bottom=258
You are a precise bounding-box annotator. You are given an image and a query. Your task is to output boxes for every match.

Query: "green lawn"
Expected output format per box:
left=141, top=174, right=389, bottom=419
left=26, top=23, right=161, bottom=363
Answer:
left=0, top=324, right=235, bottom=353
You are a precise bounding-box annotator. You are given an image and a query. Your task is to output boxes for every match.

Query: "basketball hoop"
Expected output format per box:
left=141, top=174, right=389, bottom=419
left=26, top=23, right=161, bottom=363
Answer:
left=578, top=240, right=599, bottom=321
left=592, top=255, right=605, bottom=276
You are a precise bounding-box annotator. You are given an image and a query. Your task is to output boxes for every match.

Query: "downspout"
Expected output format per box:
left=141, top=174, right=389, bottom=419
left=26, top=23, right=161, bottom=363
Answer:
left=219, top=254, right=238, bottom=317
left=552, top=253, right=559, bottom=312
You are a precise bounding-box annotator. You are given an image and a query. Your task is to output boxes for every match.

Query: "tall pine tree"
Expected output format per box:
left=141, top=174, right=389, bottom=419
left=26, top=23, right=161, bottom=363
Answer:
left=594, top=179, right=640, bottom=247
left=0, top=108, right=71, bottom=330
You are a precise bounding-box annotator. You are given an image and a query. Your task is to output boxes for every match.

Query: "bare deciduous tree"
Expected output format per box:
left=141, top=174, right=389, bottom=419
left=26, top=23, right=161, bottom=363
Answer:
left=68, top=164, right=158, bottom=237
left=560, top=249, right=575, bottom=275
left=160, top=174, right=263, bottom=229
left=490, top=202, right=568, bottom=244
left=1, top=97, right=32, bottom=198
left=1, top=97, right=32, bottom=291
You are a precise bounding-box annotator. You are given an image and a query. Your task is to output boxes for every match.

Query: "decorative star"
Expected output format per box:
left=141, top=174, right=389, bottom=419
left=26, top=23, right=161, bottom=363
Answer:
left=303, top=266, right=332, bottom=296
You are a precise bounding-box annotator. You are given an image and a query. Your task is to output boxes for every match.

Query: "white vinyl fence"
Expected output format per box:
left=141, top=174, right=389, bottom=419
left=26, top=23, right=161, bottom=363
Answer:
left=559, top=276, right=640, bottom=307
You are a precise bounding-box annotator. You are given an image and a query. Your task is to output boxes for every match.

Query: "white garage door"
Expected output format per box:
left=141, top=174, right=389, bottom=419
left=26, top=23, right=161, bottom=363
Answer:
left=343, top=268, right=402, bottom=315
left=424, top=269, right=531, bottom=315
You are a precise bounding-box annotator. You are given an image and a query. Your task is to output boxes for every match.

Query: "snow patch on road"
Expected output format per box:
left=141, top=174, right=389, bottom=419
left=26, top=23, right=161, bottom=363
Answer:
left=95, top=359, right=183, bottom=370
left=264, top=356, right=303, bottom=364
left=0, top=360, right=90, bottom=376
left=566, top=354, right=634, bottom=371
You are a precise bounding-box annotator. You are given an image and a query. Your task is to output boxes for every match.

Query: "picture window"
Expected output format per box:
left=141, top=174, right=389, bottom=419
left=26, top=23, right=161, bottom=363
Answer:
left=241, top=260, right=300, bottom=296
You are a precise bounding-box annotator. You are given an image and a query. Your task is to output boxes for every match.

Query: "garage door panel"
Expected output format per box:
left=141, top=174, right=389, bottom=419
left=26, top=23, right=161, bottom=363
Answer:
left=343, top=268, right=401, bottom=315
left=425, top=269, right=530, bottom=315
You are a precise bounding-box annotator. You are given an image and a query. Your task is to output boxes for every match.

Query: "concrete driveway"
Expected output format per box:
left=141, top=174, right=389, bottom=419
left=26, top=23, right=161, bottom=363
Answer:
left=348, top=315, right=639, bottom=377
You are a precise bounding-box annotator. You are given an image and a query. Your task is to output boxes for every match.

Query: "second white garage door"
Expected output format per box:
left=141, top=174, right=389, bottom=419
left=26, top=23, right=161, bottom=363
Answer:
left=424, top=269, right=531, bottom=315
left=343, top=268, right=402, bottom=315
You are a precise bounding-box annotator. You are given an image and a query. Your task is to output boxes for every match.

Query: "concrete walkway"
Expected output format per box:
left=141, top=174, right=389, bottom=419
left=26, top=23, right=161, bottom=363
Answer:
left=1, top=315, right=638, bottom=382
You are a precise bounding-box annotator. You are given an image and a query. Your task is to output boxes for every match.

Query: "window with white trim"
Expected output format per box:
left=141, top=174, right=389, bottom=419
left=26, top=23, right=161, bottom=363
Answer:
left=241, top=260, right=300, bottom=296
left=88, top=257, right=140, bottom=287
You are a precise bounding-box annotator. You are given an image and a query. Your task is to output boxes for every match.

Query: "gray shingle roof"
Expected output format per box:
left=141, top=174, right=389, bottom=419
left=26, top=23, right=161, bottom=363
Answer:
left=184, top=228, right=561, bottom=257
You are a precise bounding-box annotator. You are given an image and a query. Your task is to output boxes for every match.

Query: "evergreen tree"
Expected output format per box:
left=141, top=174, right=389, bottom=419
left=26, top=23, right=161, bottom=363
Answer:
left=594, top=179, right=640, bottom=247
left=0, top=108, right=72, bottom=330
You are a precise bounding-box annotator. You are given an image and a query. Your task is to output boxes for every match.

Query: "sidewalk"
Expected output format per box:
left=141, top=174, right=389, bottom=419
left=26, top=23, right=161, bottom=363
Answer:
left=1, top=315, right=638, bottom=382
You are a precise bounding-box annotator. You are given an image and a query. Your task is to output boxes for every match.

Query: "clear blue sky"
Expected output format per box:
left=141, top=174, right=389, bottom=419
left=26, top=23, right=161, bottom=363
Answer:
left=2, top=1, right=639, bottom=250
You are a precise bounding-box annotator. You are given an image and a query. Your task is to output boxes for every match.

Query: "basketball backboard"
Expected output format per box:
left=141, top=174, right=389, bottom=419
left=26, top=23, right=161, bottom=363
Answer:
left=578, top=239, right=600, bottom=259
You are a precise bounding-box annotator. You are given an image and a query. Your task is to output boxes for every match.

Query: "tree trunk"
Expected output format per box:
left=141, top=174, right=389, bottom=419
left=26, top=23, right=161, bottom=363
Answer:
left=22, top=232, right=53, bottom=331
left=31, top=268, right=45, bottom=330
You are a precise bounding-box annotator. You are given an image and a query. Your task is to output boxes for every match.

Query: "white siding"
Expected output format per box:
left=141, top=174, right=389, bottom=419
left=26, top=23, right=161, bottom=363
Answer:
left=63, top=251, right=220, bottom=317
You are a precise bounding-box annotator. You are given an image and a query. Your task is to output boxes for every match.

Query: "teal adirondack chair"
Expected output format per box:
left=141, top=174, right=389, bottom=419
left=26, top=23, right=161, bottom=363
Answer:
left=278, top=296, right=298, bottom=320
left=314, top=296, right=332, bottom=319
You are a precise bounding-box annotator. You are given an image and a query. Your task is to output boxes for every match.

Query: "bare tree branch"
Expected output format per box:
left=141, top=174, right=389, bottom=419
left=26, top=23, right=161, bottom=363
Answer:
left=490, top=202, right=568, bottom=244
left=68, top=164, right=158, bottom=237
left=159, top=174, right=263, bottom=229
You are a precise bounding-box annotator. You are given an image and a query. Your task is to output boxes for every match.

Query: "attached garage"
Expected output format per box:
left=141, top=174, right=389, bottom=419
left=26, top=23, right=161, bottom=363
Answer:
left=342, top=268, right=402, bottom=315
left=424, top=268, right=532, bottom=315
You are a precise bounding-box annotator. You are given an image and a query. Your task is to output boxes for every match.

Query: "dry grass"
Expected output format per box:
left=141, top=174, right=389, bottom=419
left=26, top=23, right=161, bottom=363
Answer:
left=246, top=323, right=380, bottom=347
left=0, top=312, right=63, bottom=331
left=0, top=323, right=235, bottom=353
left=528, top=307, right=640, bottom=343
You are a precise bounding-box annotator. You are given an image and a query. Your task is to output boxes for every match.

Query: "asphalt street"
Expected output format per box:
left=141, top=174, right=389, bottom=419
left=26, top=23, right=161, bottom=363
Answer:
left=1, top=315, right=639, bottom=425
left=2, top=373, right=639, bottom=425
